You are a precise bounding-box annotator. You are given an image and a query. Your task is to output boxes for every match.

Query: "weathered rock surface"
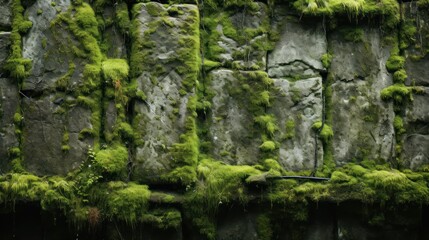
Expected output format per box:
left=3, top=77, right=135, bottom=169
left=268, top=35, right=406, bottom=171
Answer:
left=0, top=78, right=19, bottom=173
left=22, top=95, right=94, bottom=175
left=0, top=0, right=11, bottom=29
left=401, top=87, right=429, bottom=169
left=398, top=3, right=429, bottom=169
left=330, top=27, right=395, bottom=165
left=205, top=3, right=269, bottom=70
left=22, top=0, right=89, bottom=93
left=269, top=77, right=324, bottom=171
left=206, top=69, right=261, bottom=165
left=404, top=2, right=429, bottom=86
left=268, top=6, right=327, bottom=78
left=402, top=135, right=429, bottom=170
left=0, top=32, right=11, bottom=71
left=131, top=3, right=199, bottom=179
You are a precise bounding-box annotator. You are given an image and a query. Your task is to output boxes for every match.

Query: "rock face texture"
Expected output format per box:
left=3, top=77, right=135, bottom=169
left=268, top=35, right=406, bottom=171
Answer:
left=204, top=3, right=269, bottom=70
left=401, top=2, right=429, bottom=169
left=329, top=27, right=395, bottom=165
left=2, top=0, right=429, bottom=238
left=266, top=8, right=325, bottom=170
left=268, top=9, right=327, bottom=79
left=131, top=3, right=200, bottom=180
left=3, top=0, right=425, bottom=175
left=0, top=0, right=12, bottom=29
left=0, top=78, right=19, bottom=173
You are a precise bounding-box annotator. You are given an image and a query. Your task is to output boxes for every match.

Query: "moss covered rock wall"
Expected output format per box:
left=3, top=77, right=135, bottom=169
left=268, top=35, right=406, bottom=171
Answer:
left=0, top=0, right=429, bottom=239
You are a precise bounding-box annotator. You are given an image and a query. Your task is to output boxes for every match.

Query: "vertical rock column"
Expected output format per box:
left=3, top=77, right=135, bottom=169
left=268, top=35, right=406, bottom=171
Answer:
left=401, top=3, right=429, bottom=169
left=267, top=7, right=325, bottom=171
left=329, top=27, right=395, bottom=165
left=131, top=3, right=200, bottom=183
left=0, top=6, right=19, bottom=172
left=202, top=3, right=277, bottom=166
left=20, top=1, right=101, bottom=175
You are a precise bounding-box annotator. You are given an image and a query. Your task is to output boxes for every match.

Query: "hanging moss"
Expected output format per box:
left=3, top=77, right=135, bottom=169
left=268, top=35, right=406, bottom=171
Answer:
left=256, top=214, right=273, bottom=240
left=292, top=0, right=399, bottom=29
left=184, top=159, right=261, bottom=239
left=141, top=208, right=182, bottom=229
left=105, top=182, right=151, bottom=224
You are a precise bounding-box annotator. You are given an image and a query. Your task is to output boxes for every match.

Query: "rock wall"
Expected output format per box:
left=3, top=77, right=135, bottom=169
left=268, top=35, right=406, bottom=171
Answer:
left=1, top=0, right=429, bottom=239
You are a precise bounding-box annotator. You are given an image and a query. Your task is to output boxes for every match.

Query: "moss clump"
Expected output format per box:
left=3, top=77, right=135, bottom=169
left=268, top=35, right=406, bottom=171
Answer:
left=162, top=166, right=197, bottom=187
left=4, top=0, right=33, bottom=80
left=75, top=3, right=99, bottom=38
left=101, top=59, right=129, bottom=82
left=393, top=69, right=407, bottom=84
left=386, top=55, right=405, bottom=73
left=115, top=2, right=130, bottom=34
left=380, top=84, right=412, bottom=103
left=393, top=116, right=405, bottom=135
left=254, top=115, right=278, bottom=136
left=321, top=53, right=333, bottom=69
left=13, top=112, right=23, bottom=125
left=292, top=0, right=399, bottom=28
left=105, top=182, right=151, bottom=224
left=312, top=121, right=333, bottom=142
left=260, top=141, right=277, bottom=152
left=141, top=208, right=182, bottom=229
left=185, top=159, right=260, bottom=239
left=284, top=119, right=296, bottom=139
left=0, top=173, right=49, bottom=204
left=94, top=145, right=128, bottom=179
